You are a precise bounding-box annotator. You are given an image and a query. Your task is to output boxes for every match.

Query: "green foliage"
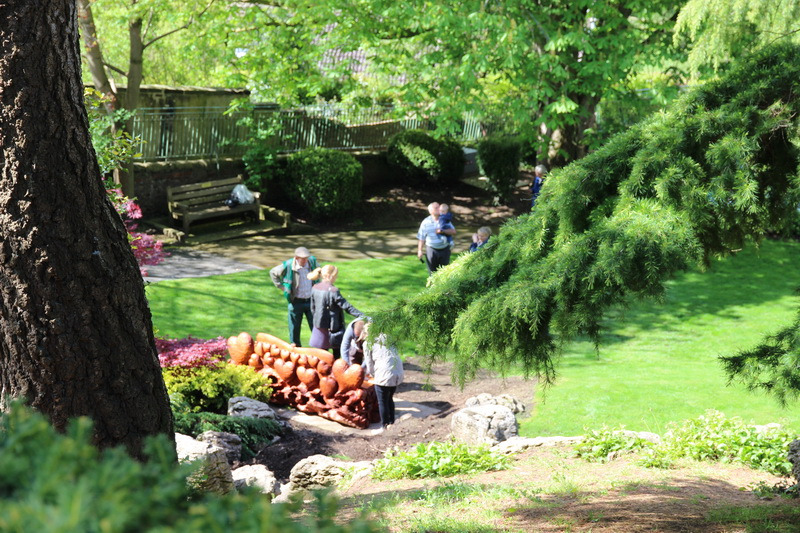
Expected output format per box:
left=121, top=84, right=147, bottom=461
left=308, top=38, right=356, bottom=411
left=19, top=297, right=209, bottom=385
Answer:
left=284, top=147, right=362, bottom=220
left=84, top=88, right=138, bottom=176
left=0, top=403, right=382, bottom=533
left=373, top=43, right=800, bottom=388
left=372, top=441, right=510, bottom=480
left=477, top=135, right=522, bottom=204
left=576, top=413, right=796, bottom=476
left=721, top=306, right=800, bottom=406
left=639, top=410, right=796, bottom=476
left=163, top=364, right=272, bottom=414
left=235, top=103, right=281, bottom=193
left=675, top=0, right=800, bottom=75
left=173, top=410, right=281, bottom=461
left=386, top=130, right=464, bottom=186
left=573, top=427, right=654, bottom=462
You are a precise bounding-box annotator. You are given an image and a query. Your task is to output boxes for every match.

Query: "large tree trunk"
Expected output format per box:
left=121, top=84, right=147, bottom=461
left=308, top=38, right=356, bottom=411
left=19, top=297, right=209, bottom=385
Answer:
left=0, top=1, right=173, bottom=459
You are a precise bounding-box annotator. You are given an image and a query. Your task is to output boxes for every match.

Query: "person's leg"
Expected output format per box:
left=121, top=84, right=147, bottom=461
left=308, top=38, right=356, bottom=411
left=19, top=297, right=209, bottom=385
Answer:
left=373, top=384, right=388, bottom=427
left=385, top=385, right=397, bottom=426
left=288, top=302, right=302, bottom=345
left=329, top=329, right=344, bottom=359
left=425, top=246, right=435, bottom=275
left=300, top=300, right=313, bottom=344
left=439, top=247, right=451, bottom=268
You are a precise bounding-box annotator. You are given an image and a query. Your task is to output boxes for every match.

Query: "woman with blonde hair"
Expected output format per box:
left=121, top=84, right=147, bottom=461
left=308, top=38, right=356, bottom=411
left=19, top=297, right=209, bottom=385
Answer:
left=307, top=264, right=364, bottom=358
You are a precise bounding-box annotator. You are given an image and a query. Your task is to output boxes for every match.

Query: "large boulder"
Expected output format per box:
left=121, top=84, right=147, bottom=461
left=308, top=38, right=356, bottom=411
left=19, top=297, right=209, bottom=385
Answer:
left=197, top=430, right=242, bottom=464
left=175, top=433, right=235, bottom=494
left=788, top=439, right=800, bottom=486
left=228, top=396, right=280, bottom=421
left=465, top=393, right=526, bottom=415
left=273, top=454, right=373, bottom=502
left=451, top=404, right=518, bottom=446
left=232, top=464, right=279, bottom=496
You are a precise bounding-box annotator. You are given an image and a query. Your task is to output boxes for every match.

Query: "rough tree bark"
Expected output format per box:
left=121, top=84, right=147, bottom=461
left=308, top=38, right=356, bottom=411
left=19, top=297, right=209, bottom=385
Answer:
left=0, top=1, right=173, bottom=459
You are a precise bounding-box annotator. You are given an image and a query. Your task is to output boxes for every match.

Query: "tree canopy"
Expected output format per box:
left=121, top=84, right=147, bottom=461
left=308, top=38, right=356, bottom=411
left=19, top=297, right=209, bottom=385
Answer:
left=372, top=43, right=800, bottom=389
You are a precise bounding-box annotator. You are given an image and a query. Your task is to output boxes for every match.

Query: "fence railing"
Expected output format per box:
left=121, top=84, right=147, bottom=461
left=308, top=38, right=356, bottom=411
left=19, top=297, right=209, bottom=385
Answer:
left=129, top=105, right=487, bottom=162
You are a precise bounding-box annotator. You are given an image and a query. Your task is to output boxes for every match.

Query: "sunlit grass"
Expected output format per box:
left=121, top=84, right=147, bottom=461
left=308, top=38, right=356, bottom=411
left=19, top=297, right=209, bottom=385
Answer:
left=521, top=239, right=800, bottom=436
left=147, top=240, right=800, bottom=435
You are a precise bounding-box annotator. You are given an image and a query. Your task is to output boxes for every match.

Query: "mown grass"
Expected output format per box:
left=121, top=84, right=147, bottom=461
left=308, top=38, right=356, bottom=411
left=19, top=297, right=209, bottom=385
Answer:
left=147, top=239, right=800, bottom=434
left=522, top=239, right=800, bottom=437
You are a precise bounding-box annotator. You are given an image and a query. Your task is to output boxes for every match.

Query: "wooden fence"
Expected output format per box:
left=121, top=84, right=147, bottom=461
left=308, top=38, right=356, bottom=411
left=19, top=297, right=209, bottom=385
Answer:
left=129, top=105, right=486, bottom=162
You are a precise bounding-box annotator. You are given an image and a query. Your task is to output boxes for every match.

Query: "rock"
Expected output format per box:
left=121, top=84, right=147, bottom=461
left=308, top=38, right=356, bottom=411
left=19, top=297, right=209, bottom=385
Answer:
left=232, top=464, right=279, bottom=496
left=197, top=431, right=242, bottom=464
left=451, top=405, right=518, bottom=446
left=465, top=393, right=526, bottom=414
left=788, top=439, right=800, bottom=486
left=228, top=396, right=279, bottom=421
left=614, top=430, right=661, bottom=445
left=288, top=454, right=374, bottom=491
left=175, top=433, right=234, bottom=494
left=491, top=435, right=583, bottom=454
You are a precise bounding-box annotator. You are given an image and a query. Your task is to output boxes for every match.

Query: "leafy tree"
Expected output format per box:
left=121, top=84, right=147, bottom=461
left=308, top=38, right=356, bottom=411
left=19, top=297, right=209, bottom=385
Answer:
left=675, top=0, right=800, bottom=75
left=315, top=0, right=683, bottom=165
left=372, top=43, right=800, bottom=390
left=0, top=0, right=172, bottom=458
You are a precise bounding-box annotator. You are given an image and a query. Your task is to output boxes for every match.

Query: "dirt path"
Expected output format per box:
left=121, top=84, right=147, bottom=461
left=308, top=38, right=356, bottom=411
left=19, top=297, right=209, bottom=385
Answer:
left=245, top=356, right=539, bottom=482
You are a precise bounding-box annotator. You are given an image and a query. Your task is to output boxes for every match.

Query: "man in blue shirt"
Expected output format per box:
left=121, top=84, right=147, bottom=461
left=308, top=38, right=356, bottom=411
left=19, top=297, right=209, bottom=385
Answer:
left=417, top=202, right=456, bottom=276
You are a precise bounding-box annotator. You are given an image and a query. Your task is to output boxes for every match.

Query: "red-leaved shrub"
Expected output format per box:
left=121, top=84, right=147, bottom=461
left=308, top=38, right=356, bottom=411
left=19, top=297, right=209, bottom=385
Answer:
left=156, top=336, right=227, bottom=369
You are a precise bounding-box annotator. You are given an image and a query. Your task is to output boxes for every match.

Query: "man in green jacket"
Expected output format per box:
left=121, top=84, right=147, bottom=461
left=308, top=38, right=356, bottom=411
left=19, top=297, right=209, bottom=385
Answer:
left=269, top=246, right=318, bottom=346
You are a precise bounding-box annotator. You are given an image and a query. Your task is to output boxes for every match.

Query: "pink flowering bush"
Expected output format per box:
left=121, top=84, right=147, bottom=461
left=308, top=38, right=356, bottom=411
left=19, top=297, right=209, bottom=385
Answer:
left=107, top=188, right=168, bottom=275
left=156, top=336, right=227, bottom=369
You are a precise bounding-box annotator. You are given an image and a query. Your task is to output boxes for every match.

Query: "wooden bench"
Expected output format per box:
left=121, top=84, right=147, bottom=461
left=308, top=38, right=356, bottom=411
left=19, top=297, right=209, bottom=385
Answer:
left=167, top=176, right=261, bottom=233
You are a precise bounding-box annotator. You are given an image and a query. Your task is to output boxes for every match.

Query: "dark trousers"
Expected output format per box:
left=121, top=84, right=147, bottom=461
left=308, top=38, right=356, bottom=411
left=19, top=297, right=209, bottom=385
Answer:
left=425, top=246, right=451, bottom=275
left=330, top=329, right=344, bottom=359
left=374, top=384, right=397, bottom=427
left=287, top=298, right=312, bottom=346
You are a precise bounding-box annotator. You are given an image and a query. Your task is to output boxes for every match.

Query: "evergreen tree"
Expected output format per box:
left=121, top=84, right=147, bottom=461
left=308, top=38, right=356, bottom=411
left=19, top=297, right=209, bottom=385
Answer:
left=373, top=43, right=800, bottom=391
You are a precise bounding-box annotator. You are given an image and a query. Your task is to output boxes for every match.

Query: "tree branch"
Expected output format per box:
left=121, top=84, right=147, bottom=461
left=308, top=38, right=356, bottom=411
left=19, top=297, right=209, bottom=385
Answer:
left=143, top=0, right=216, bottom=49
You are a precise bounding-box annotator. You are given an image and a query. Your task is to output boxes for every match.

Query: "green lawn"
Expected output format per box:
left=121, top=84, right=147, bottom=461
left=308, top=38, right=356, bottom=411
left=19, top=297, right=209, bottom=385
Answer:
left=145, top=255, right=428, bottom=340
left=522, top=239, right=800, bottom=436
left=146, top=240, right=800, bottom=435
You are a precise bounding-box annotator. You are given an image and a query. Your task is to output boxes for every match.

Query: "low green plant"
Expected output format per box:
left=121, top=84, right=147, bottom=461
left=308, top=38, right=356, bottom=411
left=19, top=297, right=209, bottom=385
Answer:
left=642, top=410, right=796, bottom=475
left=573, top=426, right=655, bottom=462
left=372, top=440, right=509, bottom=480
left=386, top=129, right=464, bottom=186
left=283, top=147, right=362, bottom=220
left=0, top=403, right=382, bottom=533
left=173, top=410, right=281, bottom=460
left=163, top=364, right=272, bottom=414
left=477, top=135, right=521, bottom=204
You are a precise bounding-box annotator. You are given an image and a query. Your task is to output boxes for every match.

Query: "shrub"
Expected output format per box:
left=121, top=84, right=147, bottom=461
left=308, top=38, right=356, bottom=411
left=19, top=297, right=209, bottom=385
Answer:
left=0, top=403, right=382, bottom=532
left=477, top=135, right=522, bottom=204
left=575, top=411, right=796, bottom=476
left=573, top=426, right=654, bottom=462
left=283, top=147, right=362, bottom=220
left=372, top=440, right=509, bottom=480
left=163, top=364, right=272, bottom=414
left=386, top=130, right=464, bottom=186
left=173, top=411, right=281, bottom=460
left=642, top=410, right=796, bottom=476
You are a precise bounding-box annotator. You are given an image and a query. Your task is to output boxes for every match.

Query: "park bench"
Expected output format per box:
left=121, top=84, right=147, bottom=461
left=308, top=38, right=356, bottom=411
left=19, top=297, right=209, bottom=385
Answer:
left=167, top=176, right=260, bottom=233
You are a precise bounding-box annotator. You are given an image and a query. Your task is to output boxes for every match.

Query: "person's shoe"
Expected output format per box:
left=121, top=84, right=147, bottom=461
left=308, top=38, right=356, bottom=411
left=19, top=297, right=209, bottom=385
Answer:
left=370, top=427, right=384, bottom=436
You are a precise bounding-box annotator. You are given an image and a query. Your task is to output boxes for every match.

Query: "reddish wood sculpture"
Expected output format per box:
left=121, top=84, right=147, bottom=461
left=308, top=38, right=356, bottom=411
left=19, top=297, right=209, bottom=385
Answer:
left=226, top=332, right=378, bottom=428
